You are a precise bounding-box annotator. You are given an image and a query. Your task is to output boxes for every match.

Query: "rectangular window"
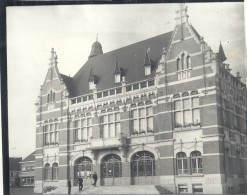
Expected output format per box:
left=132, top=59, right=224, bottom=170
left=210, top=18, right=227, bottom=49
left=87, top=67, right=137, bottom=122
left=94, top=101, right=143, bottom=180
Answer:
left=126, top=86, right=132, bottom=92
left=97, top=93, right=102, bottom=98
left=175, top=112, right=183, bottom=126
left=103, top=124, right=108, bottom=138
left=133, top=84, right=139, bottom=90
left=183, top=110, right=192, bottom=125
left=174, top=100, right=181, bottom=110
left=116, top=122, right=120, bottom=135
left=77, top=98, right=81, bottom=103
left=147, top=117, right=153, bottom=131
left=103, top=91, right=108, bottom=97
left=88, top=95, right=93, bottom=100
left=139, top=108, right=145, bottom=117
left=82, top=128, right=87, bottom=140
left=110, top=90, right=115, bottom=95
left=183, top=99, right=190, bottom=109
left=193, top=109, right=200, bottom=124
left=148, top=80, right=154, bottom=86
left=109, top=123, right=115, bottom=137
left=145, top=66, right=151, bottom=75
left=192, top=97, right=199, bottom=107
left=116, top=88, right=122, bottom=94
left=83, top=96, right=87, bottom=102
left=72, top=99, right=76, bottom=104
left=131, top=109, right=138, bottom=118
left=115, top=113, right=120, bottom=121
left=140, top=82, right=147, bottom=88
left=140, top=118, right=146, bottom=131
left=109, top=114, right=114, bottom=123
left=146, top=107, right=153, bottom=116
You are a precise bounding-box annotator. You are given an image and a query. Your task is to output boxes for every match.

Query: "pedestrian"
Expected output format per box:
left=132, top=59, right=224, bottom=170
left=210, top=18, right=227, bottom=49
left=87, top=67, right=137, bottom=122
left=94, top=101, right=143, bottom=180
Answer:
left=92, top=172, right=98, bottom=187
left=67, top=177, right=71, bottom=195
left=77, top=175, right=83, bottom=191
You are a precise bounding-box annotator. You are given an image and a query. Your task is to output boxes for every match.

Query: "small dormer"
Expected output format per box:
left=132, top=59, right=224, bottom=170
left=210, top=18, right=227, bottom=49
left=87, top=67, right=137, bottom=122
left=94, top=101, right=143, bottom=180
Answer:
left=88, top=66, right=97, bottom=90
left=114, top=61, right=124, bottom=83
left=144, top=49, right=152, bottom=76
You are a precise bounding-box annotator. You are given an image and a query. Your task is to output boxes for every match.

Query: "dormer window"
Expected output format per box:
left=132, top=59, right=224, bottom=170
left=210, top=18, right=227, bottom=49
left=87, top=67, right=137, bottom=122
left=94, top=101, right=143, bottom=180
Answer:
left=88, top=66, right=97, bottom=90
left=114, top=61, right=124, bottom=83
left=89, top=81, right=96, bottom=90
left=115, top=74, right=121, bottom=83
left=144, top=49, right=152, bottom=76
left=145, top=66, right=151, bottom=76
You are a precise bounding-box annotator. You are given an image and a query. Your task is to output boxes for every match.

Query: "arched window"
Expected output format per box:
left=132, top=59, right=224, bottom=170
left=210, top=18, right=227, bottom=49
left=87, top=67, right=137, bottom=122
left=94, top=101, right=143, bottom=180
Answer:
left=50, top=91, right=53, bottom=102
left=44, top=163, right=50, bottom=180
left=191, top=151, right=202, bottom=174
left=53, top=92, right=55, bottom=102
left=177, top=152, right=187, bottom=175
left=177, top=58, right=181, bottom=71
left=102, top=154, right=122, bottom=178
left=75, top=157, right=93, bottom=179
left=131, top=151, right=155, bottom=177
left=186, top=56, right=191, bottom=69
left=47, top=94, right=50, bottom=103
left=52, top=163, right=58, bottom=180
left=181, top=54, right=185, bottom=70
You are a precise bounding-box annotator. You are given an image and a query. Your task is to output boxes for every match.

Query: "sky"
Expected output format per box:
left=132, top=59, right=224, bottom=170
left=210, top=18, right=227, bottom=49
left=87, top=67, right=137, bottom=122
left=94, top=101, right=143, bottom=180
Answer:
left=7, top=3, right=245, bottom=158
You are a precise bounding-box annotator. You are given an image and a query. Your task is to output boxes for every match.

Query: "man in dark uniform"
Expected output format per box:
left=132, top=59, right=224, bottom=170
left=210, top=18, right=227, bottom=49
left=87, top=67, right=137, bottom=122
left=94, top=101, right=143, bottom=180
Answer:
left=77, top=175, right=83, bottom=191
left=92, top=172, right=98, bottom=187
left=67, top=177, right=71, bottom=195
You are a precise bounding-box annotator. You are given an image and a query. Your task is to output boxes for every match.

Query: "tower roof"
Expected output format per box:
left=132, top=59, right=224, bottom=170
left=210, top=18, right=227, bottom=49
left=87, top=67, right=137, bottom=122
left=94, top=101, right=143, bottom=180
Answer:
left=88, top=40, right=103, bottom=59
left=217, top=42, right=227, bottom=62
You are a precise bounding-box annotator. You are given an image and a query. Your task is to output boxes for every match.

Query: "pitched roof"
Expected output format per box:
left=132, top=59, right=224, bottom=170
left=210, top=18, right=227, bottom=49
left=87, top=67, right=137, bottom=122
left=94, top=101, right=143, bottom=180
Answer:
left=60, top=74, right=75, bottom=97
left=22, top=151, right=35, bottom=162
left=189, top=24, right=201, bottom=40
left=72, top=31, right=173, bottom=97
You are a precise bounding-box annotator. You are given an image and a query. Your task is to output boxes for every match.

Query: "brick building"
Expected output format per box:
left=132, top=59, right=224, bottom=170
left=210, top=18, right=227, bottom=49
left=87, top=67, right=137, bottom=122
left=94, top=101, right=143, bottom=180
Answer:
left=34, top=4, right=247, bottom=194
left=19, top=152, right=35, bottom=187
left=9, top=157, right=21, bottom=187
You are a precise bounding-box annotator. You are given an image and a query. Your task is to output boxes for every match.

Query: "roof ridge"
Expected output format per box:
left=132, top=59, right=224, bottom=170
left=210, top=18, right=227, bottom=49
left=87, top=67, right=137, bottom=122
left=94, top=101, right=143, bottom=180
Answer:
left=73, top=31, right=173, bottom=79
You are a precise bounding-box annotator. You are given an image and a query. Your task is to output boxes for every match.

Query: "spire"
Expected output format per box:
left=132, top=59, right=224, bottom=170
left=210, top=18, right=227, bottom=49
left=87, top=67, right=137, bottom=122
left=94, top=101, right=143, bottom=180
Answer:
left=88, top=65, right=95, bottom=82
left=114, top=61, right=122, bottom=74
left=175, top=3, right=189, bottom=25
left=217, top=42, right=227, bottom=62
left=88, top=36, right=103, bottom=59
left=144, top=49, right=151, bottom=67
left=49, top=48, right=58, bottom=67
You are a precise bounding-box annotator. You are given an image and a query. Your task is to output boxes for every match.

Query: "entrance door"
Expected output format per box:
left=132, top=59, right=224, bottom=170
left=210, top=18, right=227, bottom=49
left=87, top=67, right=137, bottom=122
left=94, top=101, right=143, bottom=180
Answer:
left=74, top=157, right=93, bottom=187
left=102, top=154, right=122, bottom=186
left=131, top=151, right=155, bottom=185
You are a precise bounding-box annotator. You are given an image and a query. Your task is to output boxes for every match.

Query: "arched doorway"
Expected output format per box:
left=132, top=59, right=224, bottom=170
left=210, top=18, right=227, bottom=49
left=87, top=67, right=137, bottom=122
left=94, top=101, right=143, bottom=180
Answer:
left=74, top=157, right=93, bottom=186
left=131, top=151, right=155, bottom=185
left=101, top=154, right=122, bottom=186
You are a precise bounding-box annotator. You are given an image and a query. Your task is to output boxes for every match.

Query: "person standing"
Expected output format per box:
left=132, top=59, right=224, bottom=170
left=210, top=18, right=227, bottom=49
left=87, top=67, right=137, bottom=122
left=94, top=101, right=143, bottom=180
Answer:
left=67, top=177, right=71, bottom=195
left=78, top=176, right=83, bottom=191
left=92, top=172, right=98, bottom=187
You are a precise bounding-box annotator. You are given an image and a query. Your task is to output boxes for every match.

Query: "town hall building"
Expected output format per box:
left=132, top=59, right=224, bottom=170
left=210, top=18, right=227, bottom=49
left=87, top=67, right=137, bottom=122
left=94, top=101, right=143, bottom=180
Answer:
left=34, top=4, right=247, bottom=194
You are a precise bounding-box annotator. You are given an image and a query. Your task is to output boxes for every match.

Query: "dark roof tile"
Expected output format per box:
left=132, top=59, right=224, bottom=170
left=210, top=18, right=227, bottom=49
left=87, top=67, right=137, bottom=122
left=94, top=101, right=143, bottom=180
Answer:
left=72, top=31, right=173, bottom=97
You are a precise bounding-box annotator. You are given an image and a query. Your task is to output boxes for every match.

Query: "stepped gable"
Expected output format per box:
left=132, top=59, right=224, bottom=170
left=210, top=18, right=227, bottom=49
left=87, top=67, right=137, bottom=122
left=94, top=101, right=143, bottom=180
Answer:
left=60, top=74, right=75, bottom=97
left=72, top=31, right=173, bottom=97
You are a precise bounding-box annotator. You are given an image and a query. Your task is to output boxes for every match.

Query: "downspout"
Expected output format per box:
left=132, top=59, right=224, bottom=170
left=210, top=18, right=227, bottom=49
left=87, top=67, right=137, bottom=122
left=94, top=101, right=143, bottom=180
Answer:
left=39, top=85, right=44, bottom=194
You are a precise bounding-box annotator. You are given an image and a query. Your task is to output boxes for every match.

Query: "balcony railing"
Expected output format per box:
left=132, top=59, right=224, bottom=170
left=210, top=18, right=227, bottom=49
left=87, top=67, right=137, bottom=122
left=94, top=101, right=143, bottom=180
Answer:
left=89, top=135, right=127, bottom=149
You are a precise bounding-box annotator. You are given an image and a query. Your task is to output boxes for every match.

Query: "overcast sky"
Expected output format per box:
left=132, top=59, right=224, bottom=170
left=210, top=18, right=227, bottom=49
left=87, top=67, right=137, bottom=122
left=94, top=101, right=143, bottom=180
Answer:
left=7, top=3, right=245, bottom=158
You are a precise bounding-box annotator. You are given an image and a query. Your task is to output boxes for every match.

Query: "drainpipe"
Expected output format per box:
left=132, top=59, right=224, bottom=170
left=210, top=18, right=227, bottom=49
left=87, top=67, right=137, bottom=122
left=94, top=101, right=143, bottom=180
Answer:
left=171, top=96, right=177, bottom=194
